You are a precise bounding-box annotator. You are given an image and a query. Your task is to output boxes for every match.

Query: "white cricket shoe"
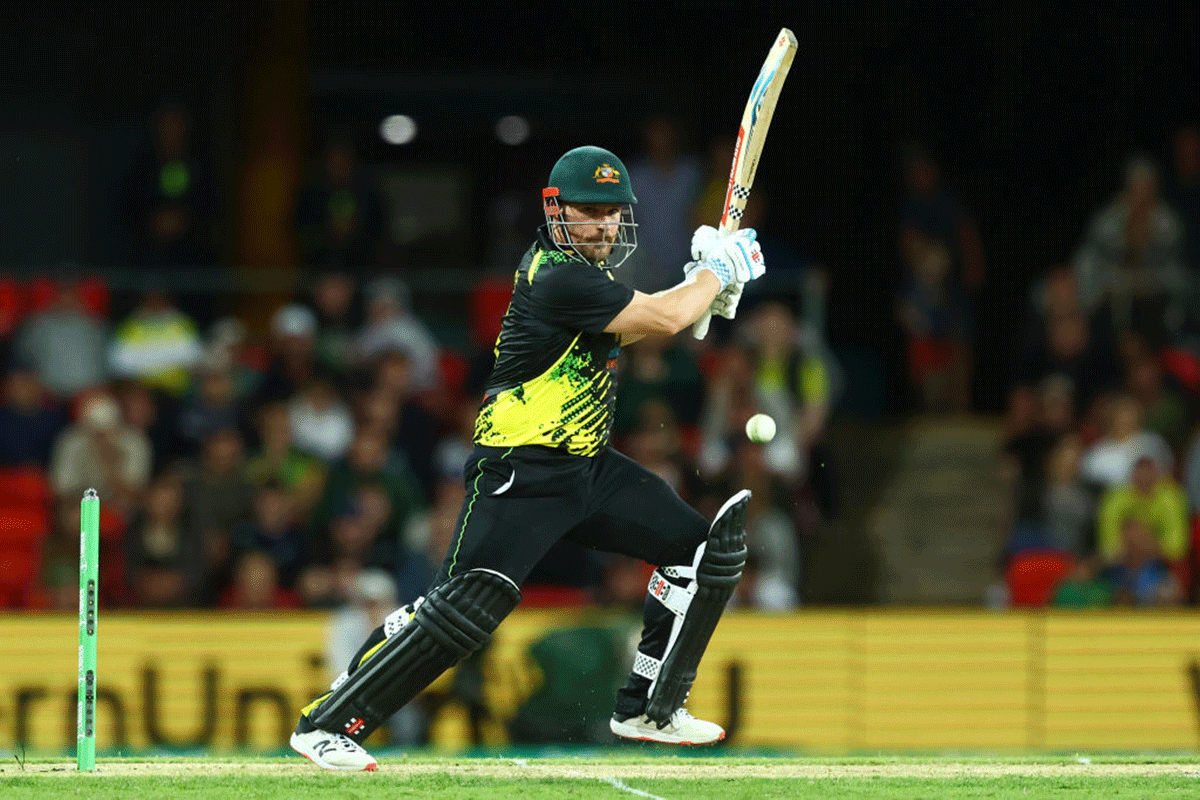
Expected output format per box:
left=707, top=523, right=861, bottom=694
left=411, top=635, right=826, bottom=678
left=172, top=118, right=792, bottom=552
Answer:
left=610, top=708, right=725, bottom=745
left=290, top=729, right=378, bottom=771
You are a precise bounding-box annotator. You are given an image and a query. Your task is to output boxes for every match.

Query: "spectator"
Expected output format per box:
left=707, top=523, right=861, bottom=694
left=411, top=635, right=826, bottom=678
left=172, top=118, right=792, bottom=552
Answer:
left=363, top=350, right=439, bottom=497
left=898, top=144, right=987, bottom=296
left=246, top=401, right=326, bottom=517
left=176, top=358, right=243, bottom=458
left=309, top=427, right=424, bottom=567
left=124, top=472, right=198, bottom=607
left=698, top=344, right=760, bottom=480
left=180, top=427, right=256, bottom=605
left=1125, top=353, right=1189, bottom=455
left=308, top=481, right=430, bottom=603
left=701, top=302, right=836, bottom=518
left=715, top=434, right=801, bottom=610
left=203, top=316, right=262, bottom=400
left=1164, top=125, right=1200, bottom=275
left=403, top=474, right=467, bottom=581
left=431, top=398, right=479, bottom=484
left=0, top=357, right=67, bottom=468
left=39, top=499, right=86, bottom=610
left=624, top=114, right=703, bottom=293
left=1097, top=455, right=1188, bottom=572
left=222, top=550, right=299, bottom=610
left=613, top=334, right=705, bottom=438
left=114, top=379, right=181, bottom=477
left=355, top=276, right=439, bottom=390
left=622, top=400, right=698, bottom=503
left=1080, top=394, right=1173, bottom=490
left=49, top=389, right=151, bottom=518
left=691, top=136, right=737, bottom=232
left=14, top=280, right=109, bottom=397
left=108, top=288, right=204, bottom=398
left=288, top=376, right=355, bottom=462
left=294, top=136, right=385, bottom=275
left=1003, top=379, right=1070, bottom=527
left=325, top=569, right=427, bottom=744
left=252, top=304, right=320, bottom=408
left=1051, top=561, right=1113, bottom=608
left=233, top=480, right=309, bottom=590
left=308, top=269, right=361, bottom=379
left=1103, top=516, right=1182, bottom=607
left=1183, top=421, right=1200, bottom=514
left=1042, top=435, right=1096, bottom=557
left=1073, top=155, right=1186, bottom=343
left=121, top=101, right=217, bottom=269
left=1012, top=267, right=1123, bottom=420
left=895, top=232, right=973, bottom=411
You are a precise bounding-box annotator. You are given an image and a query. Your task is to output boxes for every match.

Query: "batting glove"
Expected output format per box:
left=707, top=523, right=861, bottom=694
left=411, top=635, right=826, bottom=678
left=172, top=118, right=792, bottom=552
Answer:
left=701, top=229, right=764, bottom=289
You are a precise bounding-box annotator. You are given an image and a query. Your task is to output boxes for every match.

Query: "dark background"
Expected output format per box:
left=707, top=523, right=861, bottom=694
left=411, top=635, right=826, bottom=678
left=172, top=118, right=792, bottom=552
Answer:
left=2, top=1, right=1197, bottom=412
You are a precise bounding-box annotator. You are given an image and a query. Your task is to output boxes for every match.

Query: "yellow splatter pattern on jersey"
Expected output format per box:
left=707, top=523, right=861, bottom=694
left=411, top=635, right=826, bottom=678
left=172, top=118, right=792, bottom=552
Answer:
left=474, top=332, right=617, bottom=456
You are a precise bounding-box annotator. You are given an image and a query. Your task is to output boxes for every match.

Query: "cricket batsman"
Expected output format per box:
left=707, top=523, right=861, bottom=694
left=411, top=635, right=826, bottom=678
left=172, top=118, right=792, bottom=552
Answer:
left=290, top=145, right=764, bottom=770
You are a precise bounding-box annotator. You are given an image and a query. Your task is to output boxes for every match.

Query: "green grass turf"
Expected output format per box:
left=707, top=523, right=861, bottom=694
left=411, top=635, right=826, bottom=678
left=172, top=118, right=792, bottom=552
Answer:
left=2, top=755, right=1199, bottom=799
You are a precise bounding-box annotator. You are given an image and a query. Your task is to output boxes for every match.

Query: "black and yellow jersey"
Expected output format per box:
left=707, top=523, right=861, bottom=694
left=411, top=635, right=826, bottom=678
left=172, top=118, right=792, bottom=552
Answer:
left=474, top=229, right=635, bottom=456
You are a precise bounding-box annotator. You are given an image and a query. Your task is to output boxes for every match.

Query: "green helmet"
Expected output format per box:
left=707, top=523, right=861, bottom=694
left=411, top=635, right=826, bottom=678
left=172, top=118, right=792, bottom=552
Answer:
left=542, top=146, right=638, bottom=268
left=545, top=146, right=638, bottom=205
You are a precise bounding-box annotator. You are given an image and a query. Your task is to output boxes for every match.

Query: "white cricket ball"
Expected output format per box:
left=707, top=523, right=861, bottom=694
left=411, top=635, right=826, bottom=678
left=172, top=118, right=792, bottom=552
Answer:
left=745, top=413, right=776, bottom=443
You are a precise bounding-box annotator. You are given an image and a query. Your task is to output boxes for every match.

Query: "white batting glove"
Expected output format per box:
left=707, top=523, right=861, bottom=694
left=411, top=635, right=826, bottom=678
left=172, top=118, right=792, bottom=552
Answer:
left=691, top=224, right=721, bottom=261
left=700, top=229, right=764, bottom=289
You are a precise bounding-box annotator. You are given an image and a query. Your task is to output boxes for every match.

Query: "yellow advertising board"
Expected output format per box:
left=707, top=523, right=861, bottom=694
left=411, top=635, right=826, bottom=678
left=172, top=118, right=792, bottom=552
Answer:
left=1, top=609, right=1198, bottom=753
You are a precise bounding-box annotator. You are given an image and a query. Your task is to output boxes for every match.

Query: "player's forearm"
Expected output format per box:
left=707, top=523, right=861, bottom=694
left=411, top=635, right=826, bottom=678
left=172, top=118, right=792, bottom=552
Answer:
left=652, top=269, right=722, bottom=333
left=605, top=269, right=721, bottom=337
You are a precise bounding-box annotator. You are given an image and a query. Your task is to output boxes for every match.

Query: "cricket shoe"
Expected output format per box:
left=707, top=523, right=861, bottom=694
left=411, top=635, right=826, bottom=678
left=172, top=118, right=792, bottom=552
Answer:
left=610, top=708, right=725, bottom=745
left=290, top=728, right=378, bottom=771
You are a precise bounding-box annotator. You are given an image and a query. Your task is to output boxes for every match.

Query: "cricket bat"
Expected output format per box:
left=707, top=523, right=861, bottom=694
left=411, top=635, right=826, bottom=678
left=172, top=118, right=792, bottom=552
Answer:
left=693, top=27, right=798, bottom=339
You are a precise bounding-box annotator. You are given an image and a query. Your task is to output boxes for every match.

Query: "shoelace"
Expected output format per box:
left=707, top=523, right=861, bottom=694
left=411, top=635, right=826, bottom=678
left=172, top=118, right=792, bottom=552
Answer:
left=668, top=708, right=697, bottom=729
left=316, top=735, right=364, bottom=756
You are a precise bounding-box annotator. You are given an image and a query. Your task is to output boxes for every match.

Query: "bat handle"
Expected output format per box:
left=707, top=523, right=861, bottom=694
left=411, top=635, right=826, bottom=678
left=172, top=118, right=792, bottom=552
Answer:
left=693, top=309, right=713, bottom=340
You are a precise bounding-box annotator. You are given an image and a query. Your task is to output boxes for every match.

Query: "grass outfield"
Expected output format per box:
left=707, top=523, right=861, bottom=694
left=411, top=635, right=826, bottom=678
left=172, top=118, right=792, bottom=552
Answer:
left=3, top=754, right=1200, bottom=799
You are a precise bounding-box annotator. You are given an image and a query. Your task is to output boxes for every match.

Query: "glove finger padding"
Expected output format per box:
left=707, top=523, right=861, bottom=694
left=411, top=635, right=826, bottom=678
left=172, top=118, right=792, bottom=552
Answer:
left=691, top=224, right=720, bottom=261
left=704, top=229, right=763, bottom=289
left=712, top=282, right=744, bottom=320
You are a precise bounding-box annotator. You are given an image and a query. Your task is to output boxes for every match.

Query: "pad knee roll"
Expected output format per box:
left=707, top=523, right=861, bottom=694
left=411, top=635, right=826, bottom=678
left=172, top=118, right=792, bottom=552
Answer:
left=309, top=568, right=520, bottom=742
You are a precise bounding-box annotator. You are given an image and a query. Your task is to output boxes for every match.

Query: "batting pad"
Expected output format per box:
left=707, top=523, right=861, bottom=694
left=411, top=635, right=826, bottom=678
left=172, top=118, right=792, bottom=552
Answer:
left=644, top=490, right=749, bottom=725
left=309, top=568, right=521, bottom=742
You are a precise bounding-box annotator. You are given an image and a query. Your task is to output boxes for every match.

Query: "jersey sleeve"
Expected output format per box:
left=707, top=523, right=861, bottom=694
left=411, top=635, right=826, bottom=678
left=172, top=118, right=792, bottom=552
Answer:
left=528, top=262, right=635, bottom=333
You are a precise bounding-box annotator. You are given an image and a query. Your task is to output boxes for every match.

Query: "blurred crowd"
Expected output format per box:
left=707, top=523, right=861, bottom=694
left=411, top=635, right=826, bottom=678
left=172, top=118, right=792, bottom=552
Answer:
left=0, top=112, right=838, bottom=616
left=995, top=127, right=1200, bottom=608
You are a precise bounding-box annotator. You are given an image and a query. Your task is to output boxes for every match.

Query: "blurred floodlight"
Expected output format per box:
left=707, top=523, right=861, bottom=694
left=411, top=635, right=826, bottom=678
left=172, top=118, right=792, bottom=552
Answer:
left=380, top=115, right=417, bottom=145
left=495, top=115, right=530, bottom=146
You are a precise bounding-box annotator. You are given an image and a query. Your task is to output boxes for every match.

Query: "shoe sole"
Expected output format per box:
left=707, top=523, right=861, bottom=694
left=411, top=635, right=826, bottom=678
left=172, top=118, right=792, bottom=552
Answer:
left=290, top=733, right=378, bottom=771
left=609, top=719, right=725, bottom=746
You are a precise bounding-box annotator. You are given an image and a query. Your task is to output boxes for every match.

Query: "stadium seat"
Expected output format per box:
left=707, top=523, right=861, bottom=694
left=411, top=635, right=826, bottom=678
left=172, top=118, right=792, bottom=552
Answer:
left=438, top=348, right=468, bottom=397
left=0, top=466, right=52, bottom=507
left=0, top=504, right=51, bottom=545
left=0, top=277, right=25, bottom=336
left=27, top=277, right=59, bottom=312
left=77, top=275, right=110, bottom=318
left=520, top=584, right=590, bottom=608
left=0, top=544, right=42, bottom=608
left=1005, top=550, right=1075, bottom=607
left=469, top=277, right=513, bottom=349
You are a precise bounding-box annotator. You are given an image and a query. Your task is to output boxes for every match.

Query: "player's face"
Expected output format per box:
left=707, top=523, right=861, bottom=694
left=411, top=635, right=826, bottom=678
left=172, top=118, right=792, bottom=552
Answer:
left=558, top=203, right=622, bottom=261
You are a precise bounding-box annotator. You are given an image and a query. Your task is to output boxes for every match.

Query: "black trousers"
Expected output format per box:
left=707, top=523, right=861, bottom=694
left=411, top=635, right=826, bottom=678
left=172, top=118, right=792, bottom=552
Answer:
left=436, top=444, right=709, bottom=586
left=332, top=443, right=716, bottom=726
